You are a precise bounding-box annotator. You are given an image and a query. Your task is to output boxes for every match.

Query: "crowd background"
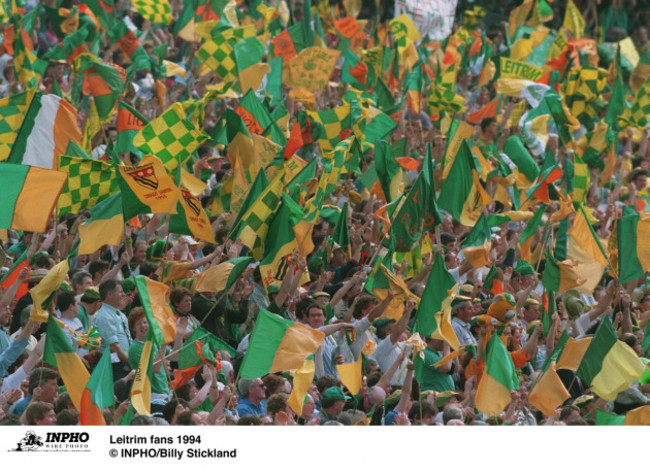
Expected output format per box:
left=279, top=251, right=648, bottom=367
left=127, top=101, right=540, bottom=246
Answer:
left=1, top=0, right=650, bottom=427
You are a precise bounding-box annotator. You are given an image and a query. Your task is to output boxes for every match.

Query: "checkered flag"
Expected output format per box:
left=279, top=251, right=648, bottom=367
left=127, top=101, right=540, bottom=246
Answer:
left=196, top=26, right=257, bottom=83
left=132, top=0, right=172, bottom=24
left=626, top=76, right=650, bottom=128
left=133, top=103, right=208, bottom=171
left=307, top=104, right=352, bottom=152
left=233, top=169, right=286, bottom=260
left=56, top=155, right=120, bottom=216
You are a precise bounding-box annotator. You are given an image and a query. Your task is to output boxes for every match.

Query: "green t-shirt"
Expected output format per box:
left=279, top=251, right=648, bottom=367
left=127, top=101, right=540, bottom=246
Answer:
left=413, top=347, right=455, bottom=392
left=128, top=340, right=170, bottom=396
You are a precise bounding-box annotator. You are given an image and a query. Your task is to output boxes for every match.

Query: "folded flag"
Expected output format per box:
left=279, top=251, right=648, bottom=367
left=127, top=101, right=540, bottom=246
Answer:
left=496, top=78, right=550, bottom=108
left=438, top=140, right=489, bottom=227
left=475, top=332, right=519, bottom=417
left=461, top=213, right=492, bottom=268
left=169, top=186, right=216, bottom=244
left=259, top=193, right=312, bottom=290
left=30, top=259, right=69, bottom=322
left=541, top=251, right=586, bottom=293
left=193, top=257, right=253, bottom=294
left=288, top=355, right=317, bottom=415
left=133, top=275, right=177, bottom=345
left=0, top=163, right=67, bottom=233
left=116, top=101, right=148, bottom=154
left=78, top=192, right=125, bottom=255
left=414, top=253, right=459, bottom=349
left=8, top=93, right=82, bottom=169
left=79, top=55, right=127, bottom=122
left=80, top=345, right=114, bottom=425
left=616, top=209, right=650, bottom=283
left=239, top=309, right=325, bottom=379
left=44, top=313, right=90, bottom=411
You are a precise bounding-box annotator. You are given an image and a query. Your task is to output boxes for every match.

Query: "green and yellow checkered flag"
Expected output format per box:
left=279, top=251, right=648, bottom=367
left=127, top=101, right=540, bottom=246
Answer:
left=307, top=104, right=352, bottom=153
left=572, top=154, right=590, bottom=206
left=133, top=102, right=208, bottom=171
left=230, top=169, right=286, bottom=260
left=0, top=90, right=33, bottom=161
left=196, top=25, right=257, bottom=83
left=132, top=0, right=172, bottom=24
left=564, top=66, right=608, bottom=125
left=625, top=76, right=650, bottom=128
left=56, top=155, right=120, bottom=216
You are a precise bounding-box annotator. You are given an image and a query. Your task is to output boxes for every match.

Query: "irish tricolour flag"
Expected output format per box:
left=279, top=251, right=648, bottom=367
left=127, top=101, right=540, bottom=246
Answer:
left=8, top=93, right=82, bottom=169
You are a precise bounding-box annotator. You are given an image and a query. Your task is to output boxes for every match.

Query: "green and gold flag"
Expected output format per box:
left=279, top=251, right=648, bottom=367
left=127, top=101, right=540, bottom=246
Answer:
left=56, top=155, right=120, bottom=216
left=133, top=102, right=208, bottom=171
left=306, top=104, right=351, bottom=152
left=132, top=0, right=172, bottom=24
left=196, top=25, right=257, bottom=84
left=0, top=90, right=33, bottom=161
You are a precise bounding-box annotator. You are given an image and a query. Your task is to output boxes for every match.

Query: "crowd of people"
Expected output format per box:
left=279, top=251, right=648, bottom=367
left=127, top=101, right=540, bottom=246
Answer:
left=1, top=0, right=650, bottom=427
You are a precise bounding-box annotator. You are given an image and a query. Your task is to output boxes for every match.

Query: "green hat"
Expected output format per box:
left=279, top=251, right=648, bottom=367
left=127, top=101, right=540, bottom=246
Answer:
left=122, top=278, right=136, bottom=293
left=372, top=318, right=393, bottom=329
left=321, top=387, right=351, bottom=401
left=267, top=282, right=282, bottom=295
left=147, top=240, right=168, bottom=261
left=515, top=259, right=536, bottom=276
left=524, top=297, right=540, bottom=308
left=451, top=295, right=472, bottom=307
left=81, top=288, right=101, bottom=303
left=627, top=167, right=648, bottom=184
left=58, top=282, right=72, bottom=292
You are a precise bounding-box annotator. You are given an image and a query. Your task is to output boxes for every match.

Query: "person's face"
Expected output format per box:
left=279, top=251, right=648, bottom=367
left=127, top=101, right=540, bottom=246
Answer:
left=40, top=379, right=59, bottom=403
left=302, top=396, right=316, bottom=418
left=634, top=174, right=647, bottom=190
left=331, top=399, right=346, bottom=415
left=0, top=306, right=11, bottom=327
left=307, top=307, right=326, bottom=329
left=107, top=284, right=127, bottom=309
left=315, top=296, right=328, bottom=307
left=175, top=295, right=192, bottom=315
left=445, top=253, right=459, bottom=269
left=332, top=248, right=346, bottom=266
left=133, top=244, right=147, bottom=264
left=35, top=410, right=56, bottom=426
left=82, top=275, right=94, bottom=290
left=457, top=302, right=473, bottom=322
left=485, top=121, right=499, bottom=139
left=134, top=317, right=149, bottom=340
left=523, top=305, right=540, bottom=323
left=249, top=379, right=266, bottom=401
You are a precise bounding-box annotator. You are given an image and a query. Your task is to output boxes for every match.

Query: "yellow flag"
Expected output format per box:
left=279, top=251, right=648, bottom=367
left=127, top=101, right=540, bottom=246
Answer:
left=389, top=13, right=422, bottom=46
left=131, top=338, right=153, bottom=416
left=30, top=259, right=69, bottom=322
left=288, top=356, right=315, bottom=416
left=507, top=0, right=534, bottom=39
left=563, top=0, right=585, bottom=39
left=336, top=355, right=363, bottom=396
left=118, top=155, right=180, bottom=215
left=286, top=47, right=341, bottom=91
